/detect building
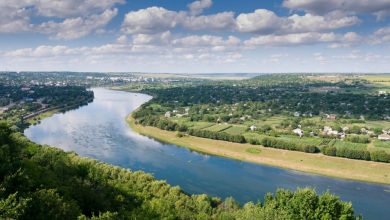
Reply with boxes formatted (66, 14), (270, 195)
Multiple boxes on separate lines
(323, 126), (338, 136)
(164, 111), (171, 118)
(378, 134), (390, 141)
(326, 114), (337, 120)
(294, 112), (300, 117)
(293, 128), (303, 137)
(250, 125), (257, 131)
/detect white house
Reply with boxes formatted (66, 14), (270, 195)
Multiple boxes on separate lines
(250, 125), (257, 131)
(293, 128), (303, 137)
(323, 126), (338, 136)
(378, 134), (390, 141)
(294, 112), (300, 117)
(164, 111), (171, 118)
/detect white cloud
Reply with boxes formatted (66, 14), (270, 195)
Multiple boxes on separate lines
(288, 12), (359, 33)
(38, 9), (118, 40)
(188, 0), (212, 15)
(373, 26), (390, 43)
(173, 35), (240, 50)
(182, 12), (236, 30)
(244, 32), (360, 47)
(236, 9), (358, 34)
(121, 7), (235, 34)
(0, 0), (121, 38)
(121, 7), (185, 34)
(283, 0), (390, 18)
(132, 31), (172, 45)
(236, 9), (287, 33)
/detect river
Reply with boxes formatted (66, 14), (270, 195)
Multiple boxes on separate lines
(25, 88), (390, 219)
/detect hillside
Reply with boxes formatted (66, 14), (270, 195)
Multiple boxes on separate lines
(0, 122), (358, 219)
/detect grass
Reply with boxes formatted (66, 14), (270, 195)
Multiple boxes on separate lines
(373, 140), (390, 153)
(330, 140), (368, 150)
(203, 124), (232, 132)
(362, 75), (390, 86)
(224, 125), (248, 135)
(128, 115), (390, 185)
(277, 135), (323, 146)
(246, 148), (262, 154)
(26, 109), (59, 125)
(190, 122), (215, 130)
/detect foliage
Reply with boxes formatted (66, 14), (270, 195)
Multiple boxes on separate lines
(0, 122), (359, 219)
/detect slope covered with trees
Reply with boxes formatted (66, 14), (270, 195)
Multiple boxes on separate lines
(0, 122), (358, 219)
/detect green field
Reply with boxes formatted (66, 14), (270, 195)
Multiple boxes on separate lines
(330, 140), (368, 150)
(203, 124), (232, 132)
(224, 125), (248, 135)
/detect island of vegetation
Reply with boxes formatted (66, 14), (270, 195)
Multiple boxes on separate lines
(126, 74), (390, 184)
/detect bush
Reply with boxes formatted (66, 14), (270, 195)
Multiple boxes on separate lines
(261, 137), (319, 153)
(370, 150), (390, 163)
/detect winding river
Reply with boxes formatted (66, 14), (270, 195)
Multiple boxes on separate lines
(25, 88), (390, 219)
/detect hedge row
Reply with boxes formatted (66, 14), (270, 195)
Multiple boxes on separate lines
(322, 146), (390, 163)
(249, 137), (319, 153)
(188, 129), (246, 143)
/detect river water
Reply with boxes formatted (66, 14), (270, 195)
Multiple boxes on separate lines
(25, 88), (390, 219)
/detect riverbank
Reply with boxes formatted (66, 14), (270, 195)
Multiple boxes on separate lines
(127, 115), (390, 185)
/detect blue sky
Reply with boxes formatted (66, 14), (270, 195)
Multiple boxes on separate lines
(1, 0), (390, 73)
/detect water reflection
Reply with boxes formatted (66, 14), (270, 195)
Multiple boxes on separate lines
(25, 88), (390, 220)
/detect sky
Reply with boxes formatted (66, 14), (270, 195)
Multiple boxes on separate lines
(1, 0), (390, 73)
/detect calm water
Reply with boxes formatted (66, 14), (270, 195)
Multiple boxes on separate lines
(25, 88), (390, 219)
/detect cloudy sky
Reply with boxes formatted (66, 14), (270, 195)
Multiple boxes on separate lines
(1, 0), (390, 73)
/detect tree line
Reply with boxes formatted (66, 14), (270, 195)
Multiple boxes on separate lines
(321, 146), (390, 163)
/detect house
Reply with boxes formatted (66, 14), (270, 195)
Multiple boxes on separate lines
(323, 126), (338, 136)
(250, 125), (257, 131)
(164, 111), (171, 118)
(293, 128), (303, 137)
(360, 128), (368, 134)
(294, 112), (300, 117)
(326, 114), (337, 120)
(378, 134), (390, 141)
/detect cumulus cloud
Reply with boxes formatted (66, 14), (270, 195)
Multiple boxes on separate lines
(38, 9), (118, 40)
(121, 7), (185, 34)
(244, 32), (360, 47)
(0, 0), (121, 38)
(188, 0), (212, 15)
(283, 0), (390, 19)
(236, 9), (288, 33)
(182, 12), (236, 30)
(236, 9), (358, 34)
(173, 35), (240, 52)
(121, 7), (235, 34)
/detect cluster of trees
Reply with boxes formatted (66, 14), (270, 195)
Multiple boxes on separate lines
(0, 122), (359, 219)
(0, 84), (94, 130)
(250, 137), (319, 153)
(321, 146), (390, 163)
(188, 129), (246, 143)
(143, 77), (388, 120)
(136, 116), (188, 132)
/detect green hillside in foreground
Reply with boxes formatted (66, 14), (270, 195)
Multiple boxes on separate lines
(0, 122), (358, 219)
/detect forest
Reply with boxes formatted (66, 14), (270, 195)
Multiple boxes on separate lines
(0, 122), (359, 219)
(0, 84), (94, 130)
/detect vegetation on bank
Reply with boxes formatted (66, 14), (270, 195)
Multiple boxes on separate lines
(0, 84), (94, 130)
(0, 122), (359, 219)
(128, 115), (390, 185)
(131, 74), (390, 163)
